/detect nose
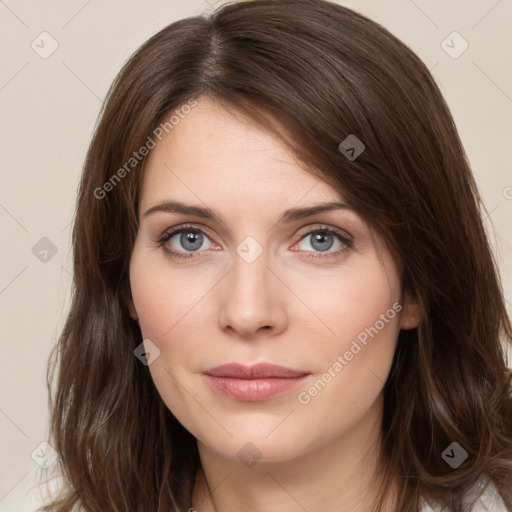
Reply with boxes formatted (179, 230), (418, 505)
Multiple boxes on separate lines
(217, 247), (288, 340)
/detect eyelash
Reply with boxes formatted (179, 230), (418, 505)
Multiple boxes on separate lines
(156, 223), (353, 261)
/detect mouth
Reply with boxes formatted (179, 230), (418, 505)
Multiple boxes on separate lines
(203, 363), (311, 401)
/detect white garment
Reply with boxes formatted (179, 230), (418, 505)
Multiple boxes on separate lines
(420, 480), (508, 512)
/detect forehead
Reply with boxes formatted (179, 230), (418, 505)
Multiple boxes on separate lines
(139, 98), (344, 212)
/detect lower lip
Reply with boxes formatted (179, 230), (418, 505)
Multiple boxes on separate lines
(204, 375), (309, 401)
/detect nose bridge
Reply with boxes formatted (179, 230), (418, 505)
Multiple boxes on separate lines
(231, 239), (271, 310)
(218, 236), (283, 336)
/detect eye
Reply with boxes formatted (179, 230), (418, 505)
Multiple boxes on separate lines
(156, 224), (353, 261)
(293, 226), (352, 258)
(157, 225), (215, 259)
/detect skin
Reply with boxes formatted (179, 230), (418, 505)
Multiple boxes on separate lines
(128, 97), (421, 511)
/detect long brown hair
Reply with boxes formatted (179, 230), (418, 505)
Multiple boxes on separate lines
(44, 0), (512, 510)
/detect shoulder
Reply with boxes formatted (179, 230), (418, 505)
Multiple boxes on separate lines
(420, 479), (507, 512)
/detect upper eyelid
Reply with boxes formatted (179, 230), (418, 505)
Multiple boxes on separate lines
(159, 223), (216, 242)
(145, 203), (360, 242)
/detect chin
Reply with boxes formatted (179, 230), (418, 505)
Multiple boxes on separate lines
(189, 409), (324, 465)
(200, 432), (311, 465)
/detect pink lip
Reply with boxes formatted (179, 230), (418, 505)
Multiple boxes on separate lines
(203, 363), (310, 401)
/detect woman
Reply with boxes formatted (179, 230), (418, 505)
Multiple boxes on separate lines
(43, 0), (512, 510)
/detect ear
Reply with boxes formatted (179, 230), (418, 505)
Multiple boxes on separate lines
(120, 285), (139, 322)
(400, 289), (422, 330)
(127, 300), (139, 322)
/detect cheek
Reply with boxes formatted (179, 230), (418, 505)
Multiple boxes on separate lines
(129, 245), (204, 341)
(297, 261), (402, 421)
(129, 247), (204, 426)
(293, 258), (402, 421)
(128, 244), (215, 404)
(301, 257), (402, 360)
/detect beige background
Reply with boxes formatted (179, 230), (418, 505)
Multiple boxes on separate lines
(1, 0), (511, 508)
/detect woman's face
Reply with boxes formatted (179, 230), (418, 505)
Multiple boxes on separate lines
(129, 97), (419, 464)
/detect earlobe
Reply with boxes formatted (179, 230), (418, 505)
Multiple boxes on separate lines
(120, 284), (139, 322)
(128, 300), (139, 322)
(400, 289), (423, 330)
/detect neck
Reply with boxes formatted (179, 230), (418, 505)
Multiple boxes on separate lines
(191, 395), (397, 511)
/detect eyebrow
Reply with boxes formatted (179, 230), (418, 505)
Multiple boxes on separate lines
(143, 200), (351, 224)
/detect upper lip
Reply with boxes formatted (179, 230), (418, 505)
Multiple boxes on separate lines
(204, 363), (309, 379)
